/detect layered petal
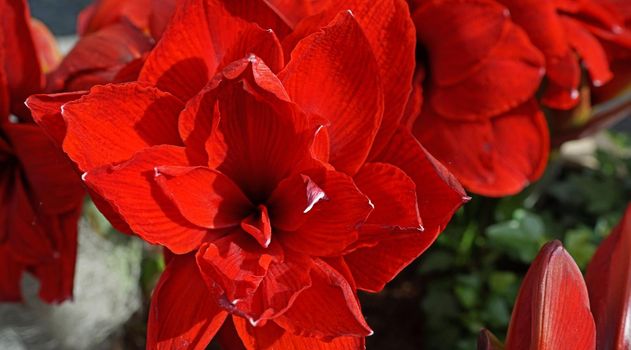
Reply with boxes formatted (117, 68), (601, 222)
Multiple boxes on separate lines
(505, 241), (596, 350)
(280, 11), (383, 175)
(414, 101), (549, 197)
(61, 82), (183, 172)
(83, 145), (209, 254)
(139, 0), (284, 101)
(275, 259), (372, 339)
(77, 0), (151, 35)
(26, 91), (88, 146)
(147, 254), (228, 350)
(278, 170), (372, 257)
(585, 204), (631, 350)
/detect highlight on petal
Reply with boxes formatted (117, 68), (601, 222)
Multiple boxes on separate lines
(61, 82), (183, 172)
(267, 172), (328, 232)
(84, 145), (209, 254)
(147, 254), (228, 350)
(26, 91), (88, 146)
(585, 204), (631, 350)
(280, 10), (384, 176)
(505, 241), (596, 350)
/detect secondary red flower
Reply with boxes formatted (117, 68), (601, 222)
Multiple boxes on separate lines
(29, 0), (467, 347)
(585, 204), (631, 350)
(409, 0), (549, 197)
(0, 0), (84, 303)
(478, 241), (596, 350)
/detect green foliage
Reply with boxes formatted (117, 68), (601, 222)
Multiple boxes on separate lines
(419, 131), (631, 349)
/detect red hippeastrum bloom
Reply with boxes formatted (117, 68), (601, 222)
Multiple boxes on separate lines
(408, 0), (550, 197)
(479, 241), (596, 350)
(29, 0), (467, 347)
(0, 0), (84, 303)
(585, 204), (631, 350)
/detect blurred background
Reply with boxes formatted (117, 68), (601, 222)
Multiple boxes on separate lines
(0, 1), (629, 350)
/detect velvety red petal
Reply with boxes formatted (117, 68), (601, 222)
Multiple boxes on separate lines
(139, 0), (283, 101)
(585, 204), (631, 350)
(562, 17), (613, 86)
(196, 233), (281, 322)
(61, 82), (183, 172)
(205, 58), (314, 202)
(267, 172), (327, 232)
(25, 91), (88, 146)
(0, 0), (43, 112)
(47, 22), (153, 92)
(275, 259), (371, 339)
(262, 0), (333, 28)
(221, 0), (292, 39)
(279, 11), (383, 176)
(29, 18), (60, 74)
(278, 170), (372, 257)
(4, 123), (83, 214)
(155, 165), (251, 229)
(147, 254), (228, 350)
(374, 127), (468, 235)
(414, 101), (549, 197)
(84, 145), (209, 254)
(233, 317), (364, 350)
(505, 241), (596, 350)
(149, 0), (176, 40)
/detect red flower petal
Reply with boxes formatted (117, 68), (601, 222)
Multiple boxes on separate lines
(267, 173), (327, 232)
(147, 254), (228, 350)
(562, 17), (613, 86)
(84, 145), (209, 254)
(61, 82), (183, 172)
(196, 233), (282, 320)
(26, 91), (88, 146)
(221, 0), (292, 39)
(275, 259), (371, 339)
(139, 0), (283, 102)
(240, 205), (273, 249)
(263, 0), (333, 28)
(505, 241), (596, 350)
(0, 0), (43, 112)
(374, 127), (467, 234)
(0, 245), (24, 302)
(149, 0), (176, 40)
(155, 165), (251, 229)
(280, 11), (383, 176)
(29, 19), (60, 74)
(278, 170), (372, 257)
(233, 316), (364, 349)
(585, 204), (631, 350)
(4, 123), (83, 214)
(47, 22), (153, 92)
(414, 101), (549, 197)
(477, 329), (504, 350)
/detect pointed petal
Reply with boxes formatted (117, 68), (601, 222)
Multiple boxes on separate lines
(234, 317), (364, 349)
(275, 259), (371, 339)
(147, 254), (228, 350)
(280, 11), (383, 175)
(562, 17), (613, 86)
(139, 0), (283, 101)
(374, 127), (467, 235)
(585, 204), (631, 350)
(26, 91), (88, 146)
(61, 82), (183, 172)
(241, 205), (273, 248)
(154, 165), (251, 229)
(278, 170), (372, 257)
(84, 145), (209, 254)
(505, 241), (596, 350)
(47, 22), (153, 92)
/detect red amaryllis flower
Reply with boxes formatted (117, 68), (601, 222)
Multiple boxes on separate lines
(0, 0), (84, 303)
(408, 0), (549, 197)
(478, 241), (597, 350)
(585, 204), (631, 349)
(29, 0), (467, 347)
(497, 0), (631, 110)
